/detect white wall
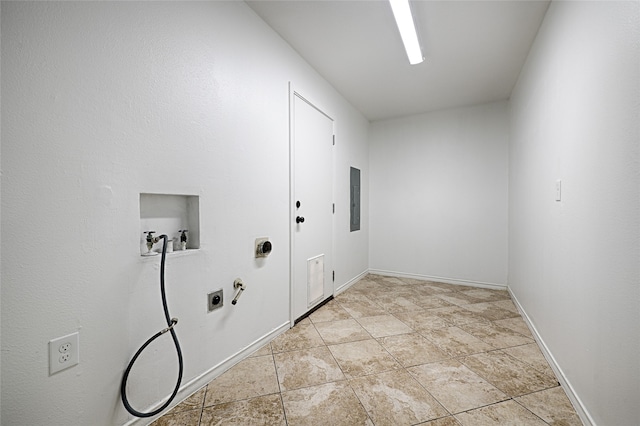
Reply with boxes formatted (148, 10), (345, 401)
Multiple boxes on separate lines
(0, 2), (369, 425)
(509, 1), (639, 424)
(369, 102), (509, 287)
(335, 105), (370, 290)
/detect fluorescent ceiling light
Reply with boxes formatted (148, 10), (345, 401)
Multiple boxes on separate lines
(389, 0), (423, 65)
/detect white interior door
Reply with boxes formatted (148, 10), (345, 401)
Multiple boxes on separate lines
(291, 89), (334, 322)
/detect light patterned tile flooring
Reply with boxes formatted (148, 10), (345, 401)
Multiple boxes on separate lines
(152, 274), (582, 426)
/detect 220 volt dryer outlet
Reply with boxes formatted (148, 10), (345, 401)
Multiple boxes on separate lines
(49, 332), (79, 375)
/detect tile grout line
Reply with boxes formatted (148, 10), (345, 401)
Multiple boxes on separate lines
(510, 397), (554, 425)
(196, 385), (208, 426)
(268, 347), (291, 426)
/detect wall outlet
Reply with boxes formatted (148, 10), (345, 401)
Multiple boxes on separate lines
(207, 289), (223, 312)
(49, 332), (79, 375)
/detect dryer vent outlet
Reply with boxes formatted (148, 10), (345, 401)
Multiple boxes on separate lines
(255, 237), (272, 258)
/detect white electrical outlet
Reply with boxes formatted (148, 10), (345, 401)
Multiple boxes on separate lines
(49, 332), (79, 375)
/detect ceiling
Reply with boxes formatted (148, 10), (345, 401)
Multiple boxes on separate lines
(246, 0), (550, 121)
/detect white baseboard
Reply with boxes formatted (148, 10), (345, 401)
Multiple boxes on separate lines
(335, 269), (368, 295)
(508, 289), (594, 426)
(124, 320), (291, 426)
(368, 269), (507, 290)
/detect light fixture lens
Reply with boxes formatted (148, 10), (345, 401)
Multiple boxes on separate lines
(389, 0), (423, 64)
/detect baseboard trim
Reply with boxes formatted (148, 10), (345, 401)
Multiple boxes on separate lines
(123, 320), (291, 426)
(335, 269), (368, 295)
(368, 269), (507, 290)
(508, 289), (595, 426)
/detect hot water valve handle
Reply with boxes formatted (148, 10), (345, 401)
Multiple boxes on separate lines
(231, 278), (245, 305)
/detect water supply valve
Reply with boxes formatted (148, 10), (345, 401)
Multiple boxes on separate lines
(178, 230), (188, 250)
(231, 278), (245, 305)
(143, 231), (160, 256)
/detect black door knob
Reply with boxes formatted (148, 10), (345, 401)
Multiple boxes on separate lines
(296, 216), (305, 224)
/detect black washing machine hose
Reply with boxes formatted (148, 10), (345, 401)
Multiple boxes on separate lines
(121, 235), (183, 418)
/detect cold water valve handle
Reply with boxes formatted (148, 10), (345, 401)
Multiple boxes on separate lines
(178, 230), (188, 250)
(231, 278), (245, 305)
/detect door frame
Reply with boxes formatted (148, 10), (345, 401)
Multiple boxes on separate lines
(288, 83), (336, 326)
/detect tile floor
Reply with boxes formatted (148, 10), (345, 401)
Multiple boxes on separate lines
(152, 274), (582, 426)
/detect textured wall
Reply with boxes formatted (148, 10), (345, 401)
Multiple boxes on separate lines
(0, 2), (369, 425)
(369, 102), (509, 287)
(509, 1), (640, 424)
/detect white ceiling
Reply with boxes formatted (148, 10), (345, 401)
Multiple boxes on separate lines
(246, 0), (550, 121)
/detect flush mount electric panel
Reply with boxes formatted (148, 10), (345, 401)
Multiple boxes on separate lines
(139, 193), (200, 255)
(350, 167), (361, 232)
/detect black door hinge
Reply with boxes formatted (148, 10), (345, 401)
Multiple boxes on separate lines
(332, 271), (335, 282)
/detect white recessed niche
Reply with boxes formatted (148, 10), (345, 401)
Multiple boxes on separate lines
(139, 193), (200, 255)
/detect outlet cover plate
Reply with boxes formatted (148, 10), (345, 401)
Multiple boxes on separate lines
(49, 332), (79, 375)
(208, 289), (224, 312)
